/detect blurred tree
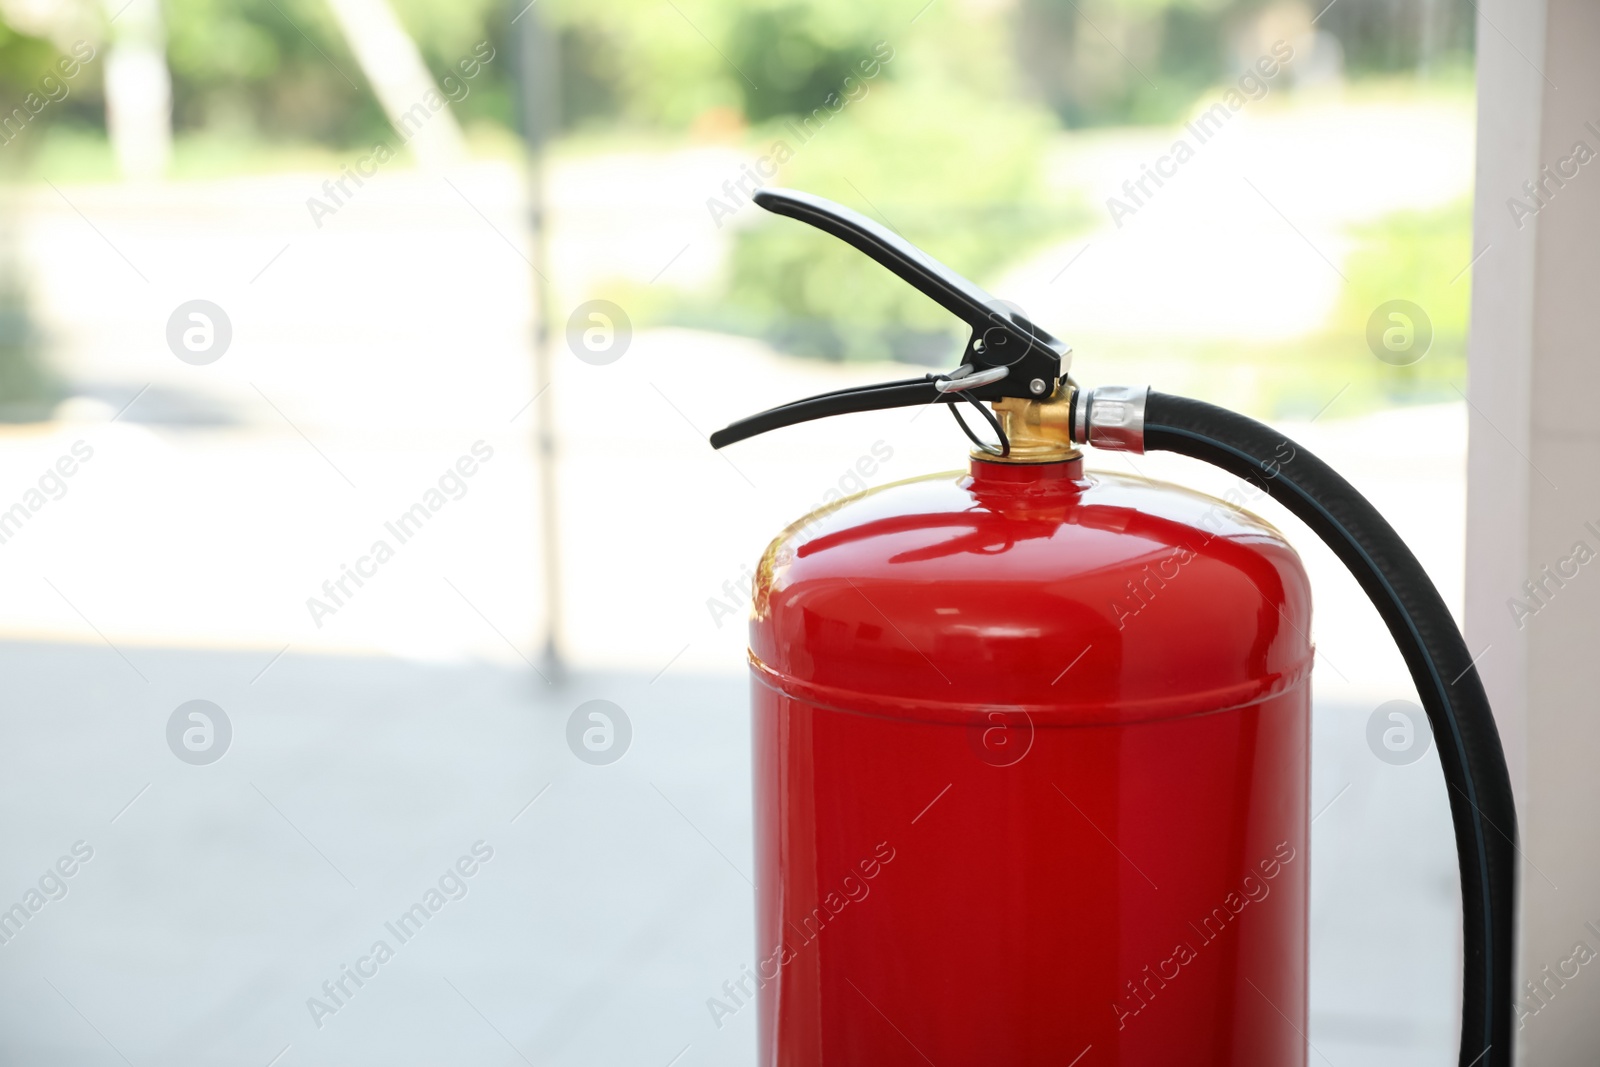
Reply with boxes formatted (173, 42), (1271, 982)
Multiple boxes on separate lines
(163, 0), (387, 142)
(539, 0), (897, 130)
(724, 4), (892, 123)
(1013, 0), (1475, 128)
(0, 0), (1478, 148)
(155, 0), (682, 145)
(1320, 0), (1473, 73)
(704, 6), (1087, 363)
(0, 22), (66, 418)
(0, 17), (60, 104)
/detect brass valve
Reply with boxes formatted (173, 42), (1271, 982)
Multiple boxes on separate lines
(977, 383), (1081, 464)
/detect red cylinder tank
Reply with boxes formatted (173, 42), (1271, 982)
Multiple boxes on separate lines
(748, 456), (1313, 1066)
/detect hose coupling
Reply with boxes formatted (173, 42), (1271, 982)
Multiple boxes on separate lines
(1072, 385), (1150, 455)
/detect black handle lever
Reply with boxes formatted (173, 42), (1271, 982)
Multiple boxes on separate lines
(709, 188), (1071, 449)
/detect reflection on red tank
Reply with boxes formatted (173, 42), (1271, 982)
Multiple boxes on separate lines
(748, 457), (1312, 1066)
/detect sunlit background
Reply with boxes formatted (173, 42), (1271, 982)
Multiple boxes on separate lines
(0, 0), (1476, 1063)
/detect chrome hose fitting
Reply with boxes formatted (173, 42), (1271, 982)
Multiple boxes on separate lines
(1072, 385), (1150, 454)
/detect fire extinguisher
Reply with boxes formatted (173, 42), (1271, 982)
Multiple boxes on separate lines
(709, 189), (1516, 1067)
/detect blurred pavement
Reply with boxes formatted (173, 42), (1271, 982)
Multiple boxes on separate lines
(0, 641), (1456, 1066)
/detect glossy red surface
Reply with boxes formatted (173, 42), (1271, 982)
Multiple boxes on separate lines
(748, 458), (1313, 1066)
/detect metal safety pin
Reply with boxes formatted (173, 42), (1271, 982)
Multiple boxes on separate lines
(934, 366), (1009, 394)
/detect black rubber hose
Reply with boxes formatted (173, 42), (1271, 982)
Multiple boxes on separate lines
(1140, 392), (1515, 1067)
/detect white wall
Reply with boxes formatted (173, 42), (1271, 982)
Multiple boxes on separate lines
(1467, 2), (1600, 1062)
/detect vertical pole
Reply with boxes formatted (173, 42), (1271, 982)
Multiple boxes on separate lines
(515, 4), (564, 683)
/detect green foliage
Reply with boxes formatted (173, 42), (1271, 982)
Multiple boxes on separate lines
(1, 0), (1483, 148)
(0, 22), (62, 101)
(1329, 196), (1472, 393)
(0, 22), (102, 152)
(724, 4), (893, 123)
(539, 0), (736, 129)
(0, 26), (69, 417)
(161, 0), (513, 142)
(163, 0), (387, 142)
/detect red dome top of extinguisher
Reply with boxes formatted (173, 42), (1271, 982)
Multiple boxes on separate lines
(750, 457), (1313, 726)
